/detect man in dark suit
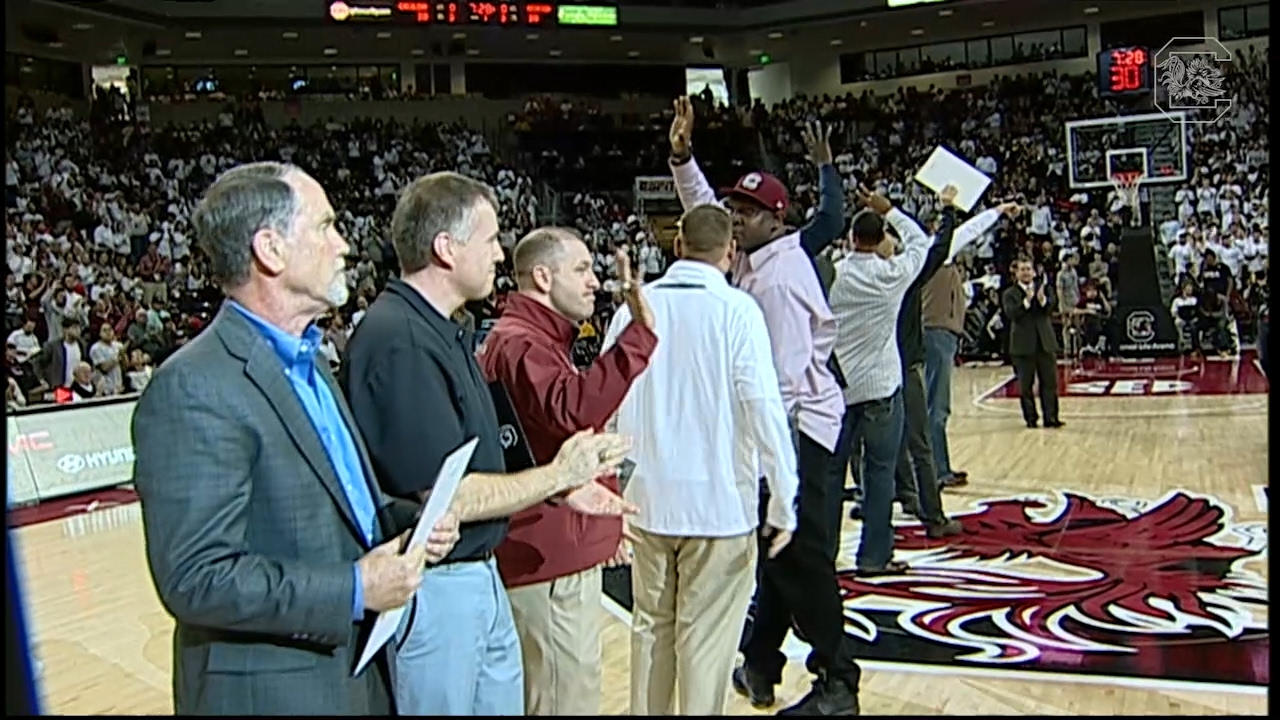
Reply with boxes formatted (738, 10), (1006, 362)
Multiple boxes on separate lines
(131, 162), (462, 715)
(1001, 257), (1063, 429)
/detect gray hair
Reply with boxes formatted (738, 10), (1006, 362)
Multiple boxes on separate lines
(391, 172), (499, 274)
(191, 161), (301, 291)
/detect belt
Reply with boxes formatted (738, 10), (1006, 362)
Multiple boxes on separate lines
(438, 550), (494, 566)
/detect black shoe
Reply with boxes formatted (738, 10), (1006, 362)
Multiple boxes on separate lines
(777, 671), (860, 716)
(847, 502), (864, 521)
(896, 497), (922, 518)
(1045, 420), (1065, 429)
(842, 486), (863, 504)
(1025, 419), (1039, 429)
(732, 665), (776, 709)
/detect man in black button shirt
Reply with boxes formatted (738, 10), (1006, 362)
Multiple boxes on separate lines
(341, 172), (631, 716)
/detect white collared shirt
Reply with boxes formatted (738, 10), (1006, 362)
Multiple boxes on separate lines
(830, 209), (931, 406)
(603, 260), (799, 537)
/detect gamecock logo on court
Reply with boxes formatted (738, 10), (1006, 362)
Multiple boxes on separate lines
(836, 491), (1267, 684)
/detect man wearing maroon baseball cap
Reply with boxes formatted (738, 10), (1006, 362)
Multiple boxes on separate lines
(665, 96), (860, 716)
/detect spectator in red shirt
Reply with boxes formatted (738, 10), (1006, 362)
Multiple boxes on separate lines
(136, 245), (171, 305)
(476, 227), (657, 716)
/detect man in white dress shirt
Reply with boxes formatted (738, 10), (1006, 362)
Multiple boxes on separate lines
(603, 203), (798, 716)
(829, 185), (937, 576)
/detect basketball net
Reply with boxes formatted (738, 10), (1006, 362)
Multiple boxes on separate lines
(1110, 171), (1145, 228)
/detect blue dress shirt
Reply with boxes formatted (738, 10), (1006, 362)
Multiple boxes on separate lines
(228, 301), (378, 621)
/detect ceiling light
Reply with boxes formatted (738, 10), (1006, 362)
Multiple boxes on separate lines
(689, 36), (704, 43)
(609, 34), (622, 41)
(184, 31), (202, 39)
(830, 39), (843, 46)
(234, 49), (248, 56)
(911, 28), (925, 36)
(627, 50), (640, 58)
(748, 48), (763, 54)
(71, 23), (93, 31)
(981, 20), (995, 27)
(323, 47), (338, 55)
(410, 48), (425, 56)
(282, 31), (299, 39)
(452, 32), (467, 39)
(526, 32), (539, 40)
(1084, 6), (1099, 13)
(376, 31), (392, 39)
(767, 31), (784, 39)
(859, 21), (868, 27)
(466, 48), (479, 56)
(155, 48), (172, 56)
(48, 41), (64, 48)
(939, 9), (953, 17)
(548, 49), (562, 57)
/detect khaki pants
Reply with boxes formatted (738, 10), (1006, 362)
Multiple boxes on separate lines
(506, 566), (603, 716)
(629, 528), (757, 716)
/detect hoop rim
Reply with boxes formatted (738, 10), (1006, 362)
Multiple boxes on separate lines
(1109, 170), (1147, 189)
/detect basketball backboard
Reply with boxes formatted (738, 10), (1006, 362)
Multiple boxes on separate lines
(1064, 111), (1189, 189)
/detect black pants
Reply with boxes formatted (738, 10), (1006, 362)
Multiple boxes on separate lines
(1012, 352), (1059, 425)
(744, 432), (860, 686)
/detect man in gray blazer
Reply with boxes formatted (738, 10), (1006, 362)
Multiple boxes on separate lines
(132, 162), (462, 715)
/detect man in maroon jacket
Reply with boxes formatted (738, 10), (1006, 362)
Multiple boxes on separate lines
(476, 226), (658, 716)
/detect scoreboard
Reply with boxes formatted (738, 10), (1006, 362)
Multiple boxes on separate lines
(1098, 47), (1155, 97)
(325, 1), (619, 26)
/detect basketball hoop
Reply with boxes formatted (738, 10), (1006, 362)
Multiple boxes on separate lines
(1110, 171), (1145, 227)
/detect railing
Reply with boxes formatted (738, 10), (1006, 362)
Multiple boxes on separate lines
(7, 395), (139, 508)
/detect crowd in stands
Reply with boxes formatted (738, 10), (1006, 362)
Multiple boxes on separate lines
(761, 43), (1268, 359)
(6, 42), (1268, 409)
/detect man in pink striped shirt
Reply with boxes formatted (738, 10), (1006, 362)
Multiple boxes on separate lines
(666, 96), (859, 716)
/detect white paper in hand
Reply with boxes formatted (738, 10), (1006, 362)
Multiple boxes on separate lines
(353, 436), (479, 676)
(913, 146), (992, 213)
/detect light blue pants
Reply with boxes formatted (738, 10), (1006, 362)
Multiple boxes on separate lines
(393, 557), (524, 716)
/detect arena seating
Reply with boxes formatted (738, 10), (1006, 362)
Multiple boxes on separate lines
(6, 43), (1269, 408)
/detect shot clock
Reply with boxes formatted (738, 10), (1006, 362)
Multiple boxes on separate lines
(1097, 47), (1154, 97)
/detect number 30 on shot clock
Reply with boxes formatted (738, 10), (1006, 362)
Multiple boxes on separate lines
(1098, 46), (1153, 96)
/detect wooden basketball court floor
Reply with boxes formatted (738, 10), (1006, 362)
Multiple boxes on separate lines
(9, 358), (1268, 715)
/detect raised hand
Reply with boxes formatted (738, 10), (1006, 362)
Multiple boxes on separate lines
(854, 183), (894, 215)
(938, 183), (960, 207)
(669, 96), (695, 157)
(552, 429), (632, 493)
(801, 121), (833, 167)
(997, 201), (1023, 217)
(615, 245), (635, 288)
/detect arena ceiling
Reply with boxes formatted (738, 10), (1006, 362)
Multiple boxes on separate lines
(9, 0), (1218, 66)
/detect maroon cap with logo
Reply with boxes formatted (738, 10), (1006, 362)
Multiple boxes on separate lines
(723, 171), (789, 213)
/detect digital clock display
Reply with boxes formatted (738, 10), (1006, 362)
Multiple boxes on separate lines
(1098, 46), (1154, 96)
(325, 2), (613, 26)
